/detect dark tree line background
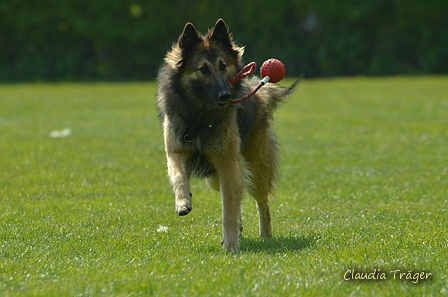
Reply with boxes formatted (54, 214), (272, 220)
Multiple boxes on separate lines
(1, 0), (447, 81)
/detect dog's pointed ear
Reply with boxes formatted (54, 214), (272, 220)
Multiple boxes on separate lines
(178, 22), (202, 57)
(210, 19), (233, 51)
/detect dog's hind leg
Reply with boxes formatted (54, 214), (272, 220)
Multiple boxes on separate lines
(248, 164), (273, 238)
(246, 142), (275, 239)
(250, 190), (272, 239)
(206, 175), (220, 192)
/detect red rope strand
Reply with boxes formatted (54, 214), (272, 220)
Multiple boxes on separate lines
(228, 62), (257, 85)
(227, 62), (265, 104)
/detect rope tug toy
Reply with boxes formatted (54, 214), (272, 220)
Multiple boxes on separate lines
(228, 58), (286, 104)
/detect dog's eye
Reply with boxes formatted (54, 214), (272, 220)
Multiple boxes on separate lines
(220, 63), (227, 72)
(198, 66), (209, 75)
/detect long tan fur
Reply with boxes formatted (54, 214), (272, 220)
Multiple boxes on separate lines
(157, 19), (298, 251)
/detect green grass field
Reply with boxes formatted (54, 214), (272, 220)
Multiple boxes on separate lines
(1, 77), (447, 296)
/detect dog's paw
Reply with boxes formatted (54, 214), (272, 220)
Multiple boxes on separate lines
(176, 204), (192, 216)
(260, 231), (273, 239)
(221, 238), (239, 252)
(176, 193), (192, 216)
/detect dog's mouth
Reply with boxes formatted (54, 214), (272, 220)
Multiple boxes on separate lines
(216, 101), (228, 107)
(215, 90), (231, 107)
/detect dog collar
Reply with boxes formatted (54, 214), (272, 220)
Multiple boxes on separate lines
(183, 114), (202, 143)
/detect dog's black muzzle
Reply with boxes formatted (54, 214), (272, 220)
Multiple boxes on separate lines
(216, 90), (231, 107)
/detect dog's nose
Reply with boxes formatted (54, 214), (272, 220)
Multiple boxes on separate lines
(218, 91), (231, 102)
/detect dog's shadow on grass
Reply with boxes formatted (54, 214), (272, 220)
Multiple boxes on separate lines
(239, 234), (318, 254)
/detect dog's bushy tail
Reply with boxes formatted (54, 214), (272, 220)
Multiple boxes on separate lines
(257, 74), (302, 114)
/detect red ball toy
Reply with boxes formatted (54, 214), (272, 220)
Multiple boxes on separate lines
(260, 58), (286, 83)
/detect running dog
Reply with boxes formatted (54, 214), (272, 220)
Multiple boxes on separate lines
(156, 19), (298, 251)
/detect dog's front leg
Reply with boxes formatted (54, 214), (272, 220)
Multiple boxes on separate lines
(166, 151), (193, 216)
(212, 152), (244, 252)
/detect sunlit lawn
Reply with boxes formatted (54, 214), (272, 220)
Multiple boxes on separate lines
(0, 77), (447, 296)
